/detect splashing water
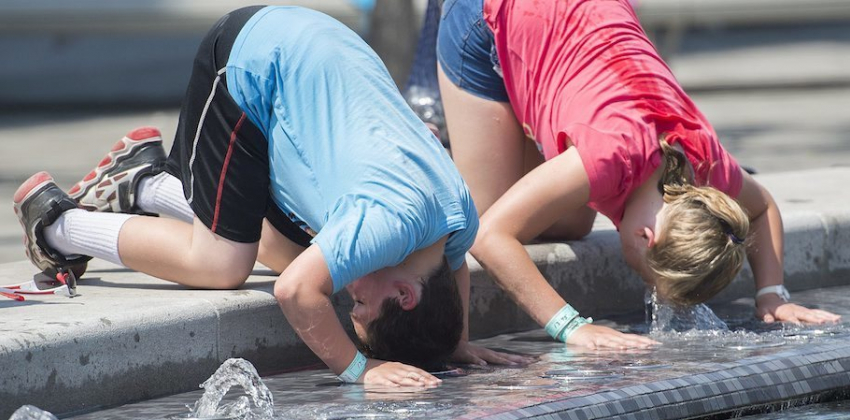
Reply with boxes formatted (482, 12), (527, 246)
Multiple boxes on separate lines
(641, 289), (793, 350)
(8, 405), (58, 420)
(646, 288), (729, 333)
(190, 358), (274, 420)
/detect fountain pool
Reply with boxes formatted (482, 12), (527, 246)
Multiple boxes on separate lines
(34, 284), (850, 420)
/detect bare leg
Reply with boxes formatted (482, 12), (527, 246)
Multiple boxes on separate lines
(118, 216), (258, 289)
(440, 64), (595, 241)
(438, 64), (525, 216)
(257, 219), (307, 274)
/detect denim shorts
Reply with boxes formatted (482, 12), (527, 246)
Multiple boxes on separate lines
(437, 0), (509, 102)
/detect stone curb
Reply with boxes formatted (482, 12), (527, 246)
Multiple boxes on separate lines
(0, 168), (848, 418)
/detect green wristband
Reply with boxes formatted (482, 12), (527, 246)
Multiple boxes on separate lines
(557, 315), (593, 342)
(337, 351), (367, 383)
(545, 304), (592, 342)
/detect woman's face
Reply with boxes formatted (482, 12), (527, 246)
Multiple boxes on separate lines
(618, 201), (672, 288)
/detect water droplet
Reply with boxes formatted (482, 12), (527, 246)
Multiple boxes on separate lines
(491, 378), (561, 390)
(429, 367), (468, 378)
(717, 337), (785, 350)
(607, 359), (672, 370)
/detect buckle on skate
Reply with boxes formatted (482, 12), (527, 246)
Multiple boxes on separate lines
(0, 268), (79, 301)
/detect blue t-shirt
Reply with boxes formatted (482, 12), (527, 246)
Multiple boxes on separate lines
(226, 6), (478, 293)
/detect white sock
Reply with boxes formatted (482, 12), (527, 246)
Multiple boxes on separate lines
(137, 172), (194, 223)
(44, 209), (133, 267)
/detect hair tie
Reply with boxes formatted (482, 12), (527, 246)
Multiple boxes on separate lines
(718, 218), (744, 244)
(728, 232), (744, 244)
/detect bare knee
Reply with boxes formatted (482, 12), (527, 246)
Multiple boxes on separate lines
(183, 242), (256, 289)
(540, 223), (592, 241)
(182, 220), (259, 289)
(539, 209), (597, 242)
(192, 260), (253, 290)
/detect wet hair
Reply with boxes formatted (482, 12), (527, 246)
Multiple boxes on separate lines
(646, 136), (750, 306)
(360, 257), (463, 370)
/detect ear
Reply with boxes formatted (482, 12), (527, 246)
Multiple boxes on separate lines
(640, 227), (657, 248)
(394, 281), (420, 311)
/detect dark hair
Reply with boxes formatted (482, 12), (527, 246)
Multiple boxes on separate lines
(360, 257), (463, 370)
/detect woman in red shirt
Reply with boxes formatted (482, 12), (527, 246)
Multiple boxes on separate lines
(437, 0), (840, 348)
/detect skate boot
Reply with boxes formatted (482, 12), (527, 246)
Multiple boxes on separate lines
(13, 172), (91, 294)
(69, 126), (167, 214)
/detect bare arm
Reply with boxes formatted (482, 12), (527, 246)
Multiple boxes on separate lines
(736, 171), (840, 324)
(455, 261), (472, 343)
(471, 148), (656, 348)
(736, 171), (784, 291)
(450, 261), (533, 364)
(274, 244), (441, 386)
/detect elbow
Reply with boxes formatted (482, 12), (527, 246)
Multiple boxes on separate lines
(273, 275), (329, 310)
(470, 223), (506, 261)
(273, 278), (302, 308)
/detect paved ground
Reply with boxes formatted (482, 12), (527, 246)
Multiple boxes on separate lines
(3, 85), (849, 265)
(2, 18), (850, 266)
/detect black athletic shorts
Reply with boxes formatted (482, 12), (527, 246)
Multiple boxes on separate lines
(164, 6), (313, 247)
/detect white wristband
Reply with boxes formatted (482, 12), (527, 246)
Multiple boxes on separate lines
(756, 285), (790, 302)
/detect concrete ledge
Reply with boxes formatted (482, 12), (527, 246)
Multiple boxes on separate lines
(1, 168), (849, 418)
(636, 0), (850, 30)
(636, 1), (850, 84)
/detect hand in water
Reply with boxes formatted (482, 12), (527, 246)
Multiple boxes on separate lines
(567, 324), (660, 349)
(757, 295), (842, 324)
(450, 341), (535, 366)
(361, 359), (441, 388)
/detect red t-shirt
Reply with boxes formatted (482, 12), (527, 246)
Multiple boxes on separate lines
(484, 0), (742, 226)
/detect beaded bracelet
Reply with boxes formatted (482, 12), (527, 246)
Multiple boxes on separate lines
(337, 351), (367, 383)
(544, 304), (593, 342)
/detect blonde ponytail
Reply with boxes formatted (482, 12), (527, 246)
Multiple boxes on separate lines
(647, 137), (750, 306)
